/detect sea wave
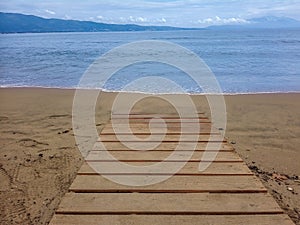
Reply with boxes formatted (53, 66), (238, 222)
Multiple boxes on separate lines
(1, 84), (299, 96)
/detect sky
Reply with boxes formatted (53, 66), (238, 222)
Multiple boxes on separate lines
(1, 0), (300, 27)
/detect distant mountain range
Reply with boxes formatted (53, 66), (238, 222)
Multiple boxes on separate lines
(0, 12), (194, 33)
(0, 12), (300, 34)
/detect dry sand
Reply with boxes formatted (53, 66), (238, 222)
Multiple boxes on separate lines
(0, 88), (299, 224)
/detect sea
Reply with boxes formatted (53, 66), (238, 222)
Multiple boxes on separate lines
(1, 29), (300, 94)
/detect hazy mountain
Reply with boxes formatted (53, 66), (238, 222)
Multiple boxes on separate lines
(248, 16), (300, 28)
(208, 16), (300, 29)
(0, 12), (194, 33)
(1, 12), (299, 33)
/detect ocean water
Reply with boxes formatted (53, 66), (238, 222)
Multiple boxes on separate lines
(0, 29), (300, 94)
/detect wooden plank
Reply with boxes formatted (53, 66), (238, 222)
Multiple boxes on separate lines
(112, 113), (205, 116)
(105, 123), (214, 127)
(96, 142), (234, 151)
(112, 115), (208, 119)
(98, 134), (225, 142)
(101, 126), (219, 134)
(85, 151), (243, 162)
(119, 118), (208, 121)
(69, 175), (266, 193)
(50, 214), (295, 225)
(110, 118), (210, 123)
(55, 192), (283, 214)
(78, 162), (252, 175)
(106, 123), (217, 128)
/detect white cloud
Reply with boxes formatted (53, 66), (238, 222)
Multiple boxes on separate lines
(92, 15), (167, 25)
(157, 17), (167, 23)
(64, 14), (72, 20)
(197, 16), (249, 25)
(44, 9), (55, 15)
(129, 16), (148, 23)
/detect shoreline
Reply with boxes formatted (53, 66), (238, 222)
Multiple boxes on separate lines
(0, 87), (299, 224)
(1, 86), (300, 96)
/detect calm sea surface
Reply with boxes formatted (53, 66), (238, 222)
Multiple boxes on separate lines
(1, 29), (300, 93)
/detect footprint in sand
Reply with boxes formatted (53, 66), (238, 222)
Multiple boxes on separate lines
(0, 116), (9, 122)
(1, 191), (31, 224)
(0, 168), (12, 191)
(48, 114), (71, 119)
(18, 138), (49, 147)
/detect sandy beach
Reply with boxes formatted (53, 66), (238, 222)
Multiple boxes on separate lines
(0, 88), (299, 224)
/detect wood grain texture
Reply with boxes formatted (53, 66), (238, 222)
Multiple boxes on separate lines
(101, 125), (219, 134)
(109, 118), (210, 123)
(69, 175), (266, 193)
(98, 134), (225, 142)
(85, 150), (243, 162)
(56, 192), (282, 214)
(78, 162), (252, 175)
(94, 142), (234, 151)
(50, 214), (295, 225)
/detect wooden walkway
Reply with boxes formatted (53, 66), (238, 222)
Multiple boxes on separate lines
(49, 113), (294, 225)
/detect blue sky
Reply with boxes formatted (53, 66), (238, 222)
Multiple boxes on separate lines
(1, 0), (300, 27)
